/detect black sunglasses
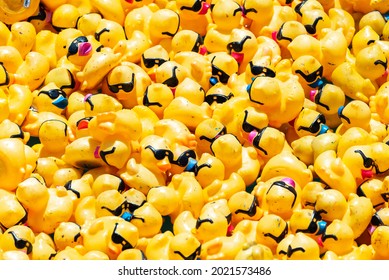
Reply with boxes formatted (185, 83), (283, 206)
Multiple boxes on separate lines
(304, 17), (323, 35)
(227, 35), (251, 53)
(354, 150), (389, 175)
(276, 22), (293, 42)
(8, 231), (33, 254)
(0, 62), (10, 87)
(111, 223), (133, 251)
(192, 34), (204, 53)
(95, 28), (110, 41)
(174, 244), (201, 260)
(67, 36), (88, 57)
(242, 109), (262, 133)
(264, 222), (288, 244)
(162, 66), (179, 88)
(38, 89), (66, 99)
(108, 73), (135, 93)
(145, 145), (173, 161)
(312, 86), (330, 111)
(76, 116), (93, 130)
(180, 0), (204, 12)
(295, 211), (323, 234)
(251, 129), (268, 156)
(64, 180), (80, 199)
(371, 212), (385, 227)
(246, 78), (264, 105)
(295, 66), (323, 83)
(267, 180), (297, 208)
(249, 61), (276, 77)
(142, 54), (167, 68)
(170, 149), (197, 167)
(101, 200), (141, 216)
(297, 114), (326, 134)
(204, 93), (234, 105)
(234, 196), (259, 217)
(143, 86), (163, 107)
(199, 126), (227, 143)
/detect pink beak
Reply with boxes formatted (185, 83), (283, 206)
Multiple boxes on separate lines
(367, 224), (376, 235)
(94, 146), (100, 158)
(199, 2), (210, 15)
(77, 119), (89, 130)
(248, 130), (258, 144)
(231, 52), (244, 64)
(199, 46), (207, 55)
(78, 42), (92, 56)
(310, 89), (317, 102)
(361, 169), (374, 180)
(316, 236), (324, 247)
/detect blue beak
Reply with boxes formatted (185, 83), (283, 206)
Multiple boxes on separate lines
(52, 95), (68, 109)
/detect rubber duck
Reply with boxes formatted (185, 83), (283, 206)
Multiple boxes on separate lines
(247, 74), (305, 128)
(276, 232), (321, 260)
(227, 191), (263, 226)
(255, 214), (288, 254)
(174, 0), (211, 36)
(1, 84), (33, 125)
(170, 30), (208, 56)
(53, 222), (83, 251)
(6, 21), (36, 59)
(337, 100), (387, 141)
(235, 242), (273, 260)
(259, 150), (313, 188)
(341, 142), (389, 183)
(313, 150), (356, 199)
(94, 19), (126, 49)
(254, 176), (302, 220)
(314, 189), (348, 222)
(13, 51), (50, 91)
(370, 80), (389, 124)
(44, 67), (79, 96)
(32, 82), (68, 116)
(318, 219), (355, 257)
(81, 216), (139, 259)
(153, 118), (197, 150)
(357, 178), (388, 210)
(226, 28), (258, 74)
(194, 152), (225, 188)
(193, 199), (232, 243)
(331, 61), (376, 103)
(0, 138), (37, 192)
(173, 51), (212, 92)
(31, 232), (57, 260)
(26, 186), (74, 234)
(90, 0), (125, 26)
(293, 107), (330, 138)
(0, 189), (27, 231)
(0, 225), (35, 257)
(53, 245), (109, 260)
(200, 231), (247, 260)
(114, 30), (151, 64)
(0, 0), (40, 25)
(210, 133), (260, 186)
(76, 48), (122, 91)
(166, 172), (205, 221)
(342, 193), (374, 239)
(164, 96), (212, 132)
(243, 0), (296, 38)
(102, 62), (152, 109)
(207, 52), (239, 87)
(204, 0), (243, 53)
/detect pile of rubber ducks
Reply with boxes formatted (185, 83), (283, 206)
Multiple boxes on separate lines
(1, 0), (389, 260)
